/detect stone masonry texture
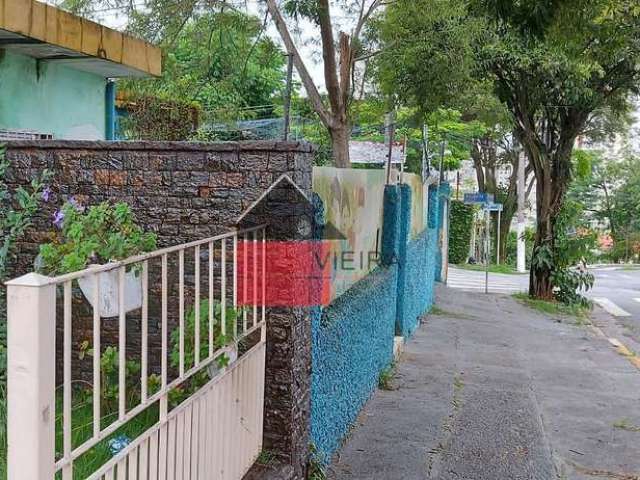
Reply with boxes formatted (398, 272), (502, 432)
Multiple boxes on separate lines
(3, 140), (314, 479)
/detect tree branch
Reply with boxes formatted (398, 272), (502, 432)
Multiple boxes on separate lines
(264, 0), (332, 128)
(318, 0), (342, 117)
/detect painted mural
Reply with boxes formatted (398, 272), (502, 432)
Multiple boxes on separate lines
(313, 167), (388, 300)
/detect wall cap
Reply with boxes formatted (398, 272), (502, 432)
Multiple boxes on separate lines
(4, 140), (317, 153)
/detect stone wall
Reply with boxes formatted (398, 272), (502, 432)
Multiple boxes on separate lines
(3, 140), (315, 479)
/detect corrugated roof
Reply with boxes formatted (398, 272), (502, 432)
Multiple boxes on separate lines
(0, 0), (161, 77)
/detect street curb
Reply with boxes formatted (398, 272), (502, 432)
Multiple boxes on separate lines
(590, 325), (640, 372)
(607, 336), (640, 371)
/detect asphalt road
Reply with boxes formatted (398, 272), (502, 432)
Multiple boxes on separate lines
(448, 265), (640, 342)
(588, 266), (640, 342)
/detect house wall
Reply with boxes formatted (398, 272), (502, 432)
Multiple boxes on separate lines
(0, 51), (106, 139)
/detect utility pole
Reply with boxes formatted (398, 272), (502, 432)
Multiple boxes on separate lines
(385, 112), (395, 185)
(485, 208), (490, 293)
(496, 208), (502, 264)
(422, 123), (429, 182)
(283, 53), (295, 140)
(438, 138), (446, 185)
(517, 150), (526, 272)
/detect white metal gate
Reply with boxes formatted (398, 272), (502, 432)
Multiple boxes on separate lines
(6, 225), (267, 480)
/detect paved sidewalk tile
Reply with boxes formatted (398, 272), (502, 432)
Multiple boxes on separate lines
(328, 286), (640, 480)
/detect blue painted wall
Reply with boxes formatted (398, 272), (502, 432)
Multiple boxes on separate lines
(310, 265), (397, 461)
(310, 181), (448, 462)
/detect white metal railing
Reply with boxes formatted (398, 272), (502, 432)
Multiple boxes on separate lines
(6, 225), (267, 480)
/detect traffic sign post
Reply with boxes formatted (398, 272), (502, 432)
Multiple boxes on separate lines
(464, 192), (495, 205)
(463, 194), (503, 294)
(485, 203), (504, 265)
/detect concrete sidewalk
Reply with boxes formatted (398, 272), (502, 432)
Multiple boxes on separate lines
(328, 286), (640, 480)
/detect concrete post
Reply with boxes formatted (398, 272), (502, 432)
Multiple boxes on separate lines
(517, 151), (527, 273)
(395, 184), (412, 336)
(6, 273), (56, 480)
(381, 185), (401, 266)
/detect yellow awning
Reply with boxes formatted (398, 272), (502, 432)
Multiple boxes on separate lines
(0, 0), (161, 77)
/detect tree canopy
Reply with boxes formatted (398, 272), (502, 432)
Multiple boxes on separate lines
(121, 9), (286, 118)
(377, 0), (640, 299)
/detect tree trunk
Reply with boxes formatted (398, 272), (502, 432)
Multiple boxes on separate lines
(330, 123), (351, 168)
(529, 210), (555, 299)
(494, 202), (517, 263)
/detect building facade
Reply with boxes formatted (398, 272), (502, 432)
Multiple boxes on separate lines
(0, 0), (160, 140)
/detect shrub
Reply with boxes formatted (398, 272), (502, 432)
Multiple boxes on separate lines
(119, 94), (200, 141)
(449, 200), (475, 264)
(504, 228), (534, 268)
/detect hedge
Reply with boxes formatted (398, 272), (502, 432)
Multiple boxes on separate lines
(449, 200), (475, 264)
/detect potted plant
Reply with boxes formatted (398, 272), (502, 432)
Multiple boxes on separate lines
(38, 200), (157, 317)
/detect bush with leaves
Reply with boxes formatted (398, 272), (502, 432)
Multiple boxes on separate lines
(168, 299), (241, 404)
(118, 94), (200, 141)
(531, 199), (596, 307)
(0, 144), (52, 281)
(449, 200), (475, 264)
(504, 228), (534, 269)
(38, 201), (157, 275)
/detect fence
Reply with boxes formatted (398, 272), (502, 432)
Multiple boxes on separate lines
(6, 225), (267, 480)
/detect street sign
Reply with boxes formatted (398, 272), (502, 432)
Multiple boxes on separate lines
(485, 202), (504, 212)
(464, 192), (494, 205)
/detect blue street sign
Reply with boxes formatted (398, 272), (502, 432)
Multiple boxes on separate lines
(485, 202), (504, 212)
(463, 192), (494, 205)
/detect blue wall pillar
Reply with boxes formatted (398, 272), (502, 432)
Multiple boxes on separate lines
(381, 185), (401, 266)
(434, 183), (451, 282)
(395, 184), (411, 336)
(105, 80), (116, 140)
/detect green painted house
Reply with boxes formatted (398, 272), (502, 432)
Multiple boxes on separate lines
(0, 0), (161, 140)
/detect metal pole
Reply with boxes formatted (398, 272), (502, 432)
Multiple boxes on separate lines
(422, 123), (429, 181)
(439, 139), (446, 184)
(400, 135), (407, 184)
(517, 150), (526, 272)
(485, 208), (490, 294)
(385, 112), (395, 185)
(496, 209), (501, 264)
(283, 53), (294, 141)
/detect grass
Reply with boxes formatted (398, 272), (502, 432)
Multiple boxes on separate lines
(457, 263), (522, 274)
(429, 306), (449, 316)
(378, 363), (396, 391)
(53, 387), (158, 480)
(0, 383), (5, 480)
(307, 445), (327, 480)
(512, 292), (591, 322)
(0, 384), (158, 480)
(256, 449), (278, 467)
(613, 419), (640, 432)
